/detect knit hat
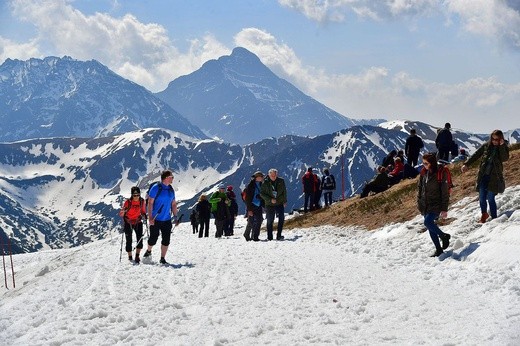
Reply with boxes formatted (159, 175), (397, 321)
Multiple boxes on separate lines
(227, 185), (233, 191)
(252, 171), (264, 178)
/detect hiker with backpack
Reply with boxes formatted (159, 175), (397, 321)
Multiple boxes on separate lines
(195, 194), (211, 238)
(321, 168), (336, 207)
(261, 168), (287, 241)
(461, 129), (509, 223)
(119, 186), (147, 263)
(243, 171), (265, 241)
(417, 153), (451, 257)
(143, 170), (179, 265)
(210, 185), (231, 238)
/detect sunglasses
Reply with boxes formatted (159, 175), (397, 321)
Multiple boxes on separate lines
(132, 193), (140, 196)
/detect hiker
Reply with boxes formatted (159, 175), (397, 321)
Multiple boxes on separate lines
(387, 156), (404, 185)
(243, 171), (264, 241)
(313, 173), (322, 210)
(461, 130), (509, 223)
(382, 149), (397, 170)
(435, 122), (453, 161)
(210, 185), (231, 238)
(321, 168), (336, 207)
(189, 209), (199, 234)
(418, 153), (451, 257)
(119, 186), (147, 263)
(360, 166), (389, 198)
(196, 194), (211, 238)
(225, 185), (238, 236)
(405, 128), (424, 166)
(451, 148), (469, 163)
(144, 170), (179, 264)
(302, 167), (317, 212)
(261, 168), (287, 241)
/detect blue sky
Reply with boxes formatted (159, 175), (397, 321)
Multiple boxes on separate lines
(1, 0), (520, 134)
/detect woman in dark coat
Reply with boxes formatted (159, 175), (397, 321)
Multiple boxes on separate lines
(195, 194), (212, 238)
(417, 153), (451, 257)
(462, 130), (509, 223)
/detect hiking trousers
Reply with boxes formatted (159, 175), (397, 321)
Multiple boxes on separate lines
(266, 205), (284, 240)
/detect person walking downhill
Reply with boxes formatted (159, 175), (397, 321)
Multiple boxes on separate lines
(143, 170), (179, 265)
(461, 130), (509, 223)
(261, 168), (287, 241)
(119, 186), (147, 263)
(243, 171), (264, 241)
(196, 194), (211, 238)
(321, 168), (336, 207)
(417, 153), (451, 257)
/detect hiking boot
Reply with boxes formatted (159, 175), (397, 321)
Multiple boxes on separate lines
(276, 235), (285, 241)
(143, 250), (152, 258)
(128, 255), (133, 261)
(134, 254), (140, 264)
(441, 233), (451, 250)
(430, 248), (444, 257)
(479, 212), (490, 223)
(159, 257), (168, 265)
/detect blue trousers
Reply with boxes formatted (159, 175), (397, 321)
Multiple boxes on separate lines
(424, 213), (445, 250)
(479, 175), (497, 218)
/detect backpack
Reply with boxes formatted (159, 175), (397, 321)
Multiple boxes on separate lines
(145, 181), (174, 209)
(323, 175), (335, 190)
(122, 197), (145, 224)
(437, 163), (454, 195)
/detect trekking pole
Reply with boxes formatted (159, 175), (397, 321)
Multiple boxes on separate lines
(170, 214), (184, 233)
(1, 240), (7, 289)
(7, 237), (14, 288)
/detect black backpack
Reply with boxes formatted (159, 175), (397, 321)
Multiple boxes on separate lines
(323, 175), (335, 190)
(145, 181), (174, 209)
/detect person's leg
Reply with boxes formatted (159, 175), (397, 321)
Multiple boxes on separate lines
(276, 205), (285, 240)
(124, 222), (133, 259)
(487, 190), (498, 219)
(135, 223), (143, 256)
(243, 215), (252, 241)
(424, 213), (442, 251)
(145, 223), (160, 256)
(159, 221), (172, 263)
(265, 206), (275, 240)
(252, 206), (263, 241)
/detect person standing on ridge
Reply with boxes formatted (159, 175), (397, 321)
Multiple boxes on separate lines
(243, 171), (264, 241)
(405, 128), (424, 167)
(461, 129), (509, 223)
(321, 168), (336, 207)
(435, 122), (453, 161)
(143, 170), (178, 265)
(261, 168), (287, 241)
(119, 186), (147, 263)
(196, 194), (211, 238)
(417, 153), (451, 257)
(301, 167), (316, 213)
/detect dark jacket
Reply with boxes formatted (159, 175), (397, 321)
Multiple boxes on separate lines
(195, 200), (211, 220)
(405, 135), (424, 159)
(301, 171), (316, 193)
(261, 177), (287, 207)
(245, 179), (264, 212)
(417, 168), (450, 215)
(369, 172), (389, 189)
(435, 128), (453, 150)
(465, 142), (509, 194)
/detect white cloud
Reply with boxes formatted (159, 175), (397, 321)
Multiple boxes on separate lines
(6, 0), (229, 91)
(0, 36), (41, 62)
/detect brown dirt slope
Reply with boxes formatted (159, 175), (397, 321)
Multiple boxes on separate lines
(284, 144), (520, 231)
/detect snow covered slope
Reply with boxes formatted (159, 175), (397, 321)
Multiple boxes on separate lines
(1, 185), (519, 344)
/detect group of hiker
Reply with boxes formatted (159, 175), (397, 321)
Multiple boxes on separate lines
(118, 123), (510, 261)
